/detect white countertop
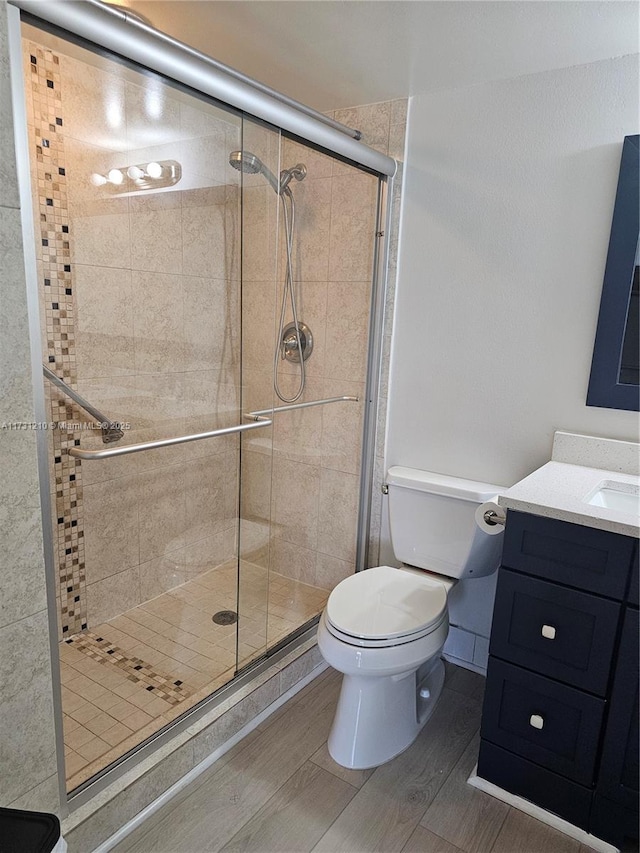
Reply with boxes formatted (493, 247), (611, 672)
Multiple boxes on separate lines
(498, 460), (640, 538)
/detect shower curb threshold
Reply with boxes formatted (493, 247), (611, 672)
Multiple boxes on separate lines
(61, 633), (326, 853)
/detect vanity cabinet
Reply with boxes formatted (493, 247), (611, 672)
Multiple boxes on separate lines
(477, 510), (639, 848)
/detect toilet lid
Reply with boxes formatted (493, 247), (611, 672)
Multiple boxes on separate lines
(326, 565), (447, 641)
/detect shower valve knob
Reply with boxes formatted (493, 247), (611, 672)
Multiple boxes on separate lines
(281, 322), (313, 363)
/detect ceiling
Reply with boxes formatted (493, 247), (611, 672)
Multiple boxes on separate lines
(124, 1), (639, 111)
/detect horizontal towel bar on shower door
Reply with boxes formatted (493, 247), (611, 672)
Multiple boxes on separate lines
(66, 419), (273, 460)
(42, 364), (124, 444)
(244, 396), (359, 421)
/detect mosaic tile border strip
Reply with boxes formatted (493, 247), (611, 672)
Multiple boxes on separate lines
(65, 631), (194, 705)
(26, 43), (87, 636)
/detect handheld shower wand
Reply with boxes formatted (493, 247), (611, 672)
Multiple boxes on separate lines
(229, 150), (308, 403)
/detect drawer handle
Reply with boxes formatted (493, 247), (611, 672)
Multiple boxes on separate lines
(541, 624), (556, 640)
(529, 714), (544, 730)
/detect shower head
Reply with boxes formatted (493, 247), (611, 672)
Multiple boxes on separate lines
(229, 150), (261, 174)
(229, 150), (279, 194)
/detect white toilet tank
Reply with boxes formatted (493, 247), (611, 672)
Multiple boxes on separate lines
(387, 466), (505, 580)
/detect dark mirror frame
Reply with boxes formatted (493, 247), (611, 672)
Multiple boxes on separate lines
(587, 134), (640, 412)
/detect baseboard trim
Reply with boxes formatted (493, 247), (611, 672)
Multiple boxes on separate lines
(468, 766), (619, 853)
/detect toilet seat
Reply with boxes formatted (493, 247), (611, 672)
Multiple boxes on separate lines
(325, 565), (448, 647)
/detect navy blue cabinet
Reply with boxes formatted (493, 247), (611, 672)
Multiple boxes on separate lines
(590, 607), (639, 847)
(478, 511), (639, 847)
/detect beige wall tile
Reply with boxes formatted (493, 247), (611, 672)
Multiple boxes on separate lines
(183, 369), (239, 461)
(273, 377), (324, 465)
(70, 209), (131, 269)
(324, 280), (371, 382)
(334, 102), (391, 158)
(328, 214), (375, 282)
(240, 449), (273, 525)
(271, 537), (316, 585)
(182, 201), (230, 280)
(389, 122), (408, 162)
(138, 464), (187, 562)
(86, 566), (141, 625)
(320, 379), (365, 474)
(83, 473), (139, 583)
(390, 99), (408, 127)
(272, 457), (320, 551)
(316, 552), (356, 591)
(183, 276), (238, 373)
(132, 269), (185, 374)
(286, 178), (331, 281)
(131, 372), (186, 472)
(242, 278), (278, 373)
(130, 192), (182, 274)
(242, 368), (275, 416)
(184, 451), (237, 543)
(242, 186), (279, 281)
(59, 54), (127, 150)
(317, 468), (359, 563)
(282, 138), (334, 180)
(74, 265), (135, 380)
(125, 80), (182, 148)
(180, 132), (229, 188)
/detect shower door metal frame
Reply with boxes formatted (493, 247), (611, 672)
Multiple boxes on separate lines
(6, 3), (69, 816)
(356, 173), (394, 573)
(7, 4), (397, 815)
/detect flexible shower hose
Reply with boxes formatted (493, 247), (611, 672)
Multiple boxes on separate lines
(273, 187), (305, 403)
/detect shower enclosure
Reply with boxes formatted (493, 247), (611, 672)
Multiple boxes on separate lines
(19, 14), (387, 797)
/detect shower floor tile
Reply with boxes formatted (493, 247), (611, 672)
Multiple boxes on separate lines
(59, 562), (328, 792)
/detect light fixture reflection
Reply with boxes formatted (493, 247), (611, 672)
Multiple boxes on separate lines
(107, 168), (124, 185)
(90, 159), (181, 193)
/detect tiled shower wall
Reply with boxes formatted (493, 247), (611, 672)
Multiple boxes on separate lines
(241, 100), (407, 594)
(24, 36), (244, 633)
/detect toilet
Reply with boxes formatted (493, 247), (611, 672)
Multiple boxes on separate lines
(318, 466), (504, 770)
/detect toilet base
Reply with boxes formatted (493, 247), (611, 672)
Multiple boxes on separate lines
(327, 656), (446, 769)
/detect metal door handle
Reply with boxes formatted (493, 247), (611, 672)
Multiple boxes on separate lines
(67, 418), (272, 460)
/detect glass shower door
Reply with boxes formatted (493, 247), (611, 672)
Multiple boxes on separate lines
(22, 22), (256, 792)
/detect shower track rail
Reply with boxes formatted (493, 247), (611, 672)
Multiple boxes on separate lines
(42, 364), (124, 444)
(244, 395), (359, 421)
(66, 419), (273, 460)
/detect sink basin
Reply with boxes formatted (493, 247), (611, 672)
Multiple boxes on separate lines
(585, 480), (640, 516)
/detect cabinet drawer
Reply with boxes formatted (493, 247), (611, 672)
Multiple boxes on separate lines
(477, 740), (592, 830)
(490, 569), (621, 695)
(503, 512), (635, 599)
(481, 658), (605, 785)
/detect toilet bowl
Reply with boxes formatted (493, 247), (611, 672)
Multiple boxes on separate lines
(319, 467), (505, 769)
(318, 565), (451, 768)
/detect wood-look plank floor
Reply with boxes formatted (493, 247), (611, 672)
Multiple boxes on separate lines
(114, 663), (602, 853)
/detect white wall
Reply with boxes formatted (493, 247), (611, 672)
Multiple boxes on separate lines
(384, 54), (640, 667)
